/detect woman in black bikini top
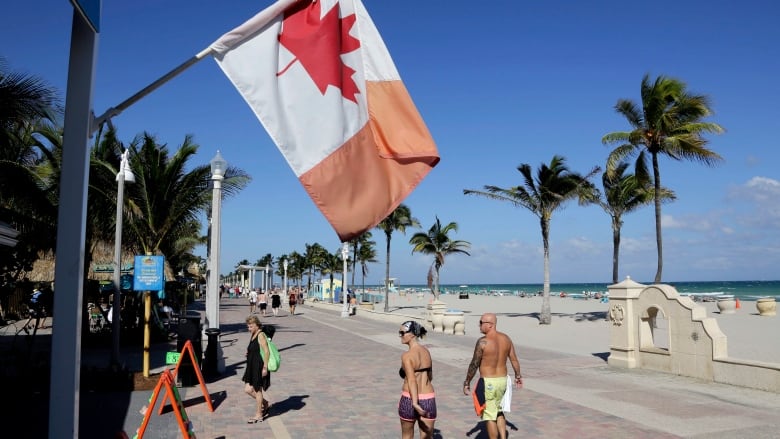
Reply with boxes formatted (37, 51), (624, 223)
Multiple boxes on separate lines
(398, 320), (436, 439)
(399, 365), (433, 381)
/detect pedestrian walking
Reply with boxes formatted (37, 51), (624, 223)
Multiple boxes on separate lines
(462, 313), (522, 439)
(248, 289), (258, 313)
(243, 315), (271, 423)
(398, 320), (436, 439)
(258, 290), (268, 316)
(271, 290), (281, 317)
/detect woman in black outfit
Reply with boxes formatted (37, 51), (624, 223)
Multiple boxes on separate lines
(243, 314), (271, 423)
(271, 290), (282, 317)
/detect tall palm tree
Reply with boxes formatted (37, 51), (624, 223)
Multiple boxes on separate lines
(376, 204), (419, 312)
(597, 161), (675, 283)
(464, 155), (599, 325)
(303, 242), (327, 292)
(357, 237), (378, 300)
(409, 216), (471, 301)
(319, 250), (344, 304)
(602, 74), (724, 282)
(350, 231), (374, 286)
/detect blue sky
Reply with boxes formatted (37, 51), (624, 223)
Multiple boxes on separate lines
(3, 0), (780, 285)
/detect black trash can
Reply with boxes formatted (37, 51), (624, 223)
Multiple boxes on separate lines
(177, 312), (202, 386)
(203, 328), (221, 379)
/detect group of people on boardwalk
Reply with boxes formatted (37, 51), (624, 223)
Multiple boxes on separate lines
(245, 287), (304, 316)
(397, 312), (522, 439)
(239, 299), (522, 439)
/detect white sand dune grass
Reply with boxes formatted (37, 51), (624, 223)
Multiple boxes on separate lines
(381, 292), (780, 364)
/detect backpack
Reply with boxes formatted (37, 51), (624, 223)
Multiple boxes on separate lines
(259, 334), (281, 372)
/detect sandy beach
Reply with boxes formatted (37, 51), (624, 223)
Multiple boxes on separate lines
(366, 291), (780, 365)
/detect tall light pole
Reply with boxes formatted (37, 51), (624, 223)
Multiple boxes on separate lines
(266, 263), (270, 291)
(206, 150), (226, 332)
(283, 259), (288, 294)
(341, 242), (349, 317)
(111, 149), (135, 365)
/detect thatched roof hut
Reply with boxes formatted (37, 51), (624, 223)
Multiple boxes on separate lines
(26, 241), (177, 282)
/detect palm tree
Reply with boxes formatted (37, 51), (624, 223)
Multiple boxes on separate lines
(319, 250), (344, 304)
(0, 57), (60, 154)
(303, 243), (327, 291)
(349, 231), (374, 286)
(602, 74), (724, 282)
(0, 59), (61, 290)
(357, 237), (378, 300)
(376, 204), (419, 312)
(409, 216), (471, 301)
(123, 133), (250, 265)
(464, 155), (599, 325)
(597, 161), (675, 283)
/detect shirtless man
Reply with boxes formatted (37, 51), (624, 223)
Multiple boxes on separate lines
(462, 313), (522, 439)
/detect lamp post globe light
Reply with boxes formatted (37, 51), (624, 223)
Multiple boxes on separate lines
(112, 149), (135, 365)
(340, 242), (349, 318)
(283, 259), (288, 294)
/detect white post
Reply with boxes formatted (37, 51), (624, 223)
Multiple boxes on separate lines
(206, 151), (226, 331)
(266, 263), (270, 291)
(49, 9), (97, 438)
(283, 259), (288, 294)
(341, 242), (349, 317)
(111, 149), (134, 365)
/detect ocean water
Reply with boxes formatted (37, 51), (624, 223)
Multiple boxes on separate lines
(394, 280), (780, 301)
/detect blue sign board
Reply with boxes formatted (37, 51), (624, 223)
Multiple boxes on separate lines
(70, 0), (101, 33)
(133, 255), (165, 291)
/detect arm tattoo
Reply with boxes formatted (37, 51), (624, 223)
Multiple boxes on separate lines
(465, 339), (486, 383)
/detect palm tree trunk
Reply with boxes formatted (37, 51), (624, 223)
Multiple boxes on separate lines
(612, 216), (621, 284)
(540, 217), (552, 325)
(652, 152), (663, 283)
(384, 232), (391, 312)
(434, 266), (440, 301)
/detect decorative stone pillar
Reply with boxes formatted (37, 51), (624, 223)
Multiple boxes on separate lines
(430, 300), (447, 332)
(442, 310), (461, 334)
(454, 313), (466, 335)
(607, 276), (646, 369)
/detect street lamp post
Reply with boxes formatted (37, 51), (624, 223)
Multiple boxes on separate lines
(204, 150), (226, 377)
(341, 242), (349, 318)
(206, 150), (226, 331)
(283, 259), (288, 294)
(266, 263), (270, 292)
(111, 149), (135, 365)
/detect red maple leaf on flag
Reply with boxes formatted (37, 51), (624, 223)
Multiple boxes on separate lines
(277, 0), (361, 103)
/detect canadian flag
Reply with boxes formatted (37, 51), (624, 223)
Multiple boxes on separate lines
(211, 0), (439, 241)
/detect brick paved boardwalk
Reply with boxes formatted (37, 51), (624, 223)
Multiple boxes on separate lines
(8, 296), (779, 438)
(111, 297), (780, 438)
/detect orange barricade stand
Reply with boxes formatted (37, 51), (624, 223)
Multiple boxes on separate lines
(132, 340), (214, 439)
(133, 370), (194, 439)
(159, 340), (214, 414)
